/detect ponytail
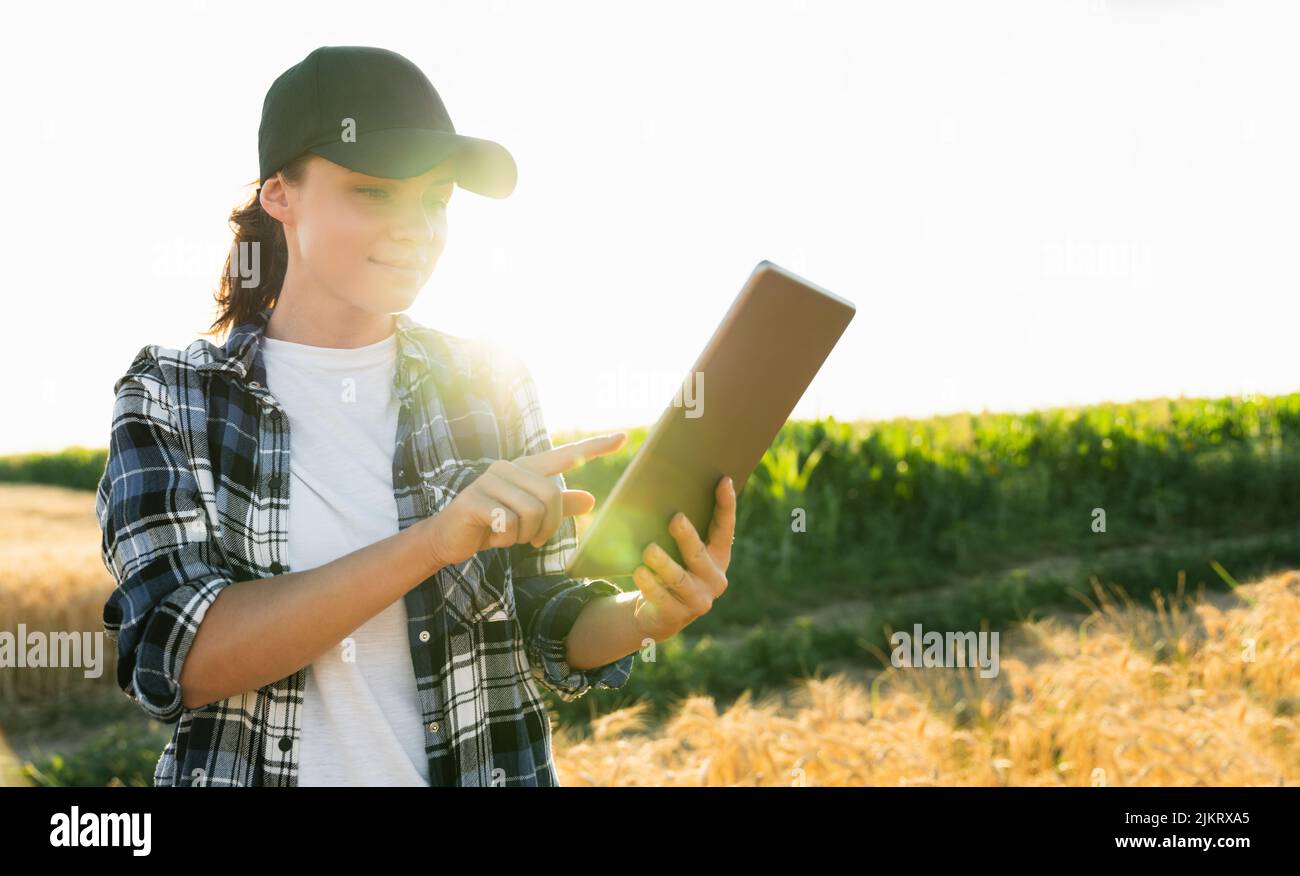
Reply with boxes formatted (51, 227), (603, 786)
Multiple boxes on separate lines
(205, 151), (314, 339)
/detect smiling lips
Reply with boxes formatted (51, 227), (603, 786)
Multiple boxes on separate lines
(370, 257), (424, 279)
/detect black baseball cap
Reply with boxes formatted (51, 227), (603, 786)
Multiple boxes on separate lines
(258, 45), (517, 198)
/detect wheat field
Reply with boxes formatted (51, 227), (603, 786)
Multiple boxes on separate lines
(0, 484), (114, 704)
(1, 482), (1297, 786)
(553, 571), (1300, 786)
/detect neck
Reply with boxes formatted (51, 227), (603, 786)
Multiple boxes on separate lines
(264, 286), (395, 349)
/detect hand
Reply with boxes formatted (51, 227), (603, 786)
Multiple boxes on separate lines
(424, 432), (627, 569)
(631, 475), (737, 642)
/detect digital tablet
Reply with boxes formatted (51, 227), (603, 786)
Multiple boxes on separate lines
(566, 260), (857, 580)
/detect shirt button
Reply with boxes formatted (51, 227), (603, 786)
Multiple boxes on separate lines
(418, 630), (430, 642)
(269, 561), (284, 574)
(398, 468), (405, 478)
(428, 721), (440, 734)
(268, 476), (282, 491)
(278, 736), (292, 752)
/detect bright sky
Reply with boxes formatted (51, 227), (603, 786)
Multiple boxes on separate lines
(2, 0), (1297, 455)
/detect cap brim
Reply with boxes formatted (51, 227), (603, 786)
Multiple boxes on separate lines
(310, 128), (517, 198)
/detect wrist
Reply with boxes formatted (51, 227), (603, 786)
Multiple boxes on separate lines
(416, 516), (450, 576)
(629, 592), (658, 644)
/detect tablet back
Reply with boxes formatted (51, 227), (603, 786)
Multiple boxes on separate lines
(566, 260), (856, 580)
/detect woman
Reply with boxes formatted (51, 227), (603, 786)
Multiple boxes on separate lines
(95, 45), (736, 787)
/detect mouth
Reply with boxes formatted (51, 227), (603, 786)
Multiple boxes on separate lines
(369, 258), (423, 280)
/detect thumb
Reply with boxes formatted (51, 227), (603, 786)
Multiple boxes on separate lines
(561, 489), (596, 517)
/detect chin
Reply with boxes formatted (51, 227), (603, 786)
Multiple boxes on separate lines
(339, 288), (412, 315)
(383, 286), (424, 311)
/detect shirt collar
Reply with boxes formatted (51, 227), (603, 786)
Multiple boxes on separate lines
(196, 305), (470, 400)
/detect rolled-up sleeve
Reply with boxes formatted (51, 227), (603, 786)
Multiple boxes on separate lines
(96, 366), (238, 723)
(512, 568), (634, 702)
(491, 348), (635, 702)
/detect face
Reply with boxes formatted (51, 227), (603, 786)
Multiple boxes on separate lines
(262, 155), (455, 314)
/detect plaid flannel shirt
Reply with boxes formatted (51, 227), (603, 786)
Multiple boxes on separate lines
(95, 305), (635, 786)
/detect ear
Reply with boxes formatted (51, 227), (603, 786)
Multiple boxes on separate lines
(259, 172), (291, 224)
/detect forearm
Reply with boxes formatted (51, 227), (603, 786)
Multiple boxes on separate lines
(564, 590), (647, 671)
(180, 516), (445, 709)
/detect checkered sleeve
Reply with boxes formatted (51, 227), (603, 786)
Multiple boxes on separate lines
(96, 362), (239, 723)
(492, 350), (635, 703)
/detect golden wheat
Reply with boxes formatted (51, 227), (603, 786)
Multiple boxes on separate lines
(554, 571), (1300, 786)
(0, 485), (117, 702)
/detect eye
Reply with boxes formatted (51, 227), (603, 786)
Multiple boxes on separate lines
(356, 187), (389, 201)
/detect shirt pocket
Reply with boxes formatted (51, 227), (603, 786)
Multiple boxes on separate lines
(435, 546), (517, 627)
(471, 611), (537, 702)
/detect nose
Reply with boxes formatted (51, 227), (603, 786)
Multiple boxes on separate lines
(389, 197), (446, 248)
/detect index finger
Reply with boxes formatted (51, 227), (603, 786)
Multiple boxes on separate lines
(515, 432), (627, 477)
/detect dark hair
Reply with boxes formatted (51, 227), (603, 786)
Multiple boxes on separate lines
(205, 151), (316, 339)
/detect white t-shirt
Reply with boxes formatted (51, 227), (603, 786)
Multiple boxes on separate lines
(260, 329), (431, 787)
